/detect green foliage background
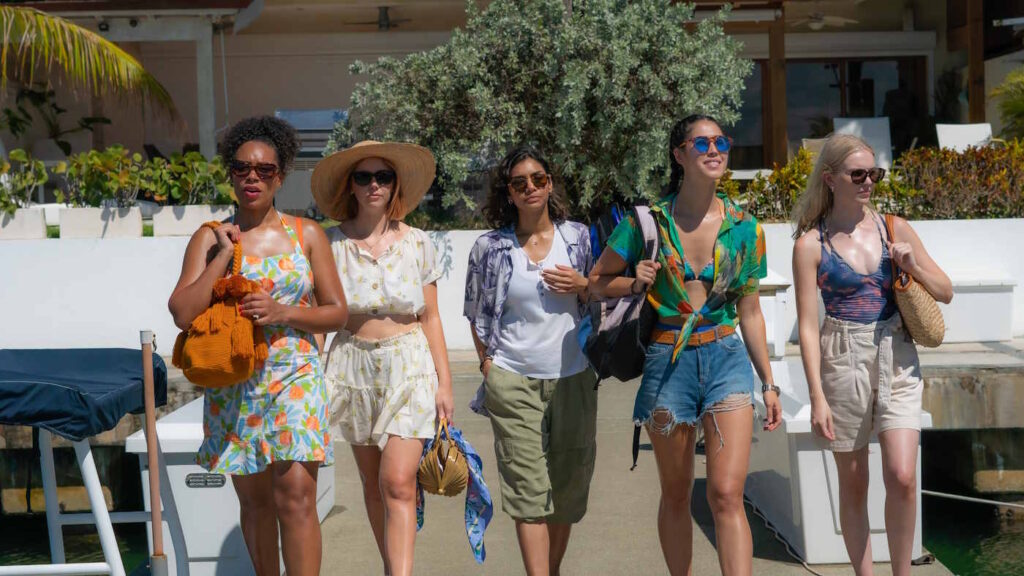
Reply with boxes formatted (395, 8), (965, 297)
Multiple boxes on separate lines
(328, 0), (752, 213)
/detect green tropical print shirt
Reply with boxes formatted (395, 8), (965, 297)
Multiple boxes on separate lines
(606, 192), (767, 360)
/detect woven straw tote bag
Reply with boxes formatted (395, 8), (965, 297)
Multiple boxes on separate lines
(418, 419), (468, 497)
(884, 214), (945, 347)
(172, 221), (269, 387)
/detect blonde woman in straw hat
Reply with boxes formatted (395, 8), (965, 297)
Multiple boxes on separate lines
(791, 133), (951, 576)
(313, 140), (453, 576)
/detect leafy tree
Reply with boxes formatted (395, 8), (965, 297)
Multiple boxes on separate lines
(329, 0), (751, 212)
(993, 67), (1024, 140)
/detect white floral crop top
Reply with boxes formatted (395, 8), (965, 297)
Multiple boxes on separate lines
(327, 226), (442, 316)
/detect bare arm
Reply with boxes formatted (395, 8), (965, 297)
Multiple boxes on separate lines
(589, 249), (659, 299)
(421, 282), (454, 420)
(168, 225), (236, 330)
(793, 232), (834, 441)
(737, 293), (781, 431)
(891, 217), (953, 304)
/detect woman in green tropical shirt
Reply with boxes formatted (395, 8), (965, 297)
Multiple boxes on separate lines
(590, 114), (782, 576)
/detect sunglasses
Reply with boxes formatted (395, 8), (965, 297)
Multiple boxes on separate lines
(230, 160), (280, 181)
(680, 135), (733, 154)
(351, 170), (396, 187)
(847, 167), (886, 184)
(508, 172), (550, 194)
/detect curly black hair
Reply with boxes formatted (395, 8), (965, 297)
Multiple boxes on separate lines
(483, 145), (569, 229)
(218, 115), (300, 175)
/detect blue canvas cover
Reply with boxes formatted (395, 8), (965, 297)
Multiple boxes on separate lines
(0, 349), (167, 442)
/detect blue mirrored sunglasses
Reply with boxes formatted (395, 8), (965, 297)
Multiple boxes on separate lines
(680, 135), (733, 154)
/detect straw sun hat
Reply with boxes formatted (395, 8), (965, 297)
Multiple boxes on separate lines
(312, 140), (436, 221)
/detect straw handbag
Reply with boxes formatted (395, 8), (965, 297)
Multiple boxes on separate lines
(884, 214), (945, 347)
(172, 221), (269, 387)
(418, 419), (468, 497)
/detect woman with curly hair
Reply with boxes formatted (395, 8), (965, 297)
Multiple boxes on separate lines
(464, 145), (597, 576)
(168, 115), (347, 576)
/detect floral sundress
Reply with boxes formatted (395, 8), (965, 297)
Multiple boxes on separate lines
(197, 216), (334, 475)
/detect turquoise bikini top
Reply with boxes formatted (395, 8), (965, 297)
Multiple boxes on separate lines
(683, 260), (714, 283)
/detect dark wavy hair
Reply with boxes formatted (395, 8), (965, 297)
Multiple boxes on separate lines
(664, 114), (721, 196)
(218, 115), (300, 176)
(484, 146), (570, 229)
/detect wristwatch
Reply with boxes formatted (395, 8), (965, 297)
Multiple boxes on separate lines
(762, 382), (781, 395)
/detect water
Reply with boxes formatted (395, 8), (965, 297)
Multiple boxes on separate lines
(923, 494), (1024, 576)
(0, 515), (149, 570)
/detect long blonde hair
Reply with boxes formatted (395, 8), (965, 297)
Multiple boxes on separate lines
(791, 133), (874, 238)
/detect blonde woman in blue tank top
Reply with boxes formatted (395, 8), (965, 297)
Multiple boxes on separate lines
(791, 133), (952, 576)
(169, 116), (348, 576)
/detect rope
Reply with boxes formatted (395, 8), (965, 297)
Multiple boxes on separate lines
(922, 489), (1024, 510)
(743, 494), (827, 576)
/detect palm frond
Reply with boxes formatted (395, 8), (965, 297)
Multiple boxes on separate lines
(0, 7), (178, 120)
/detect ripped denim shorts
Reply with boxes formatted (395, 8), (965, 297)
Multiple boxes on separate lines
(634, 332), (754, 435)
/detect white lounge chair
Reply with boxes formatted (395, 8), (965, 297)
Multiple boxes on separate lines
(936, 123), (993, 152)
(833, 117), (893, 170)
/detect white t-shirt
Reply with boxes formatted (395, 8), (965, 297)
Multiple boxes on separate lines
(491, 230), (589, 379)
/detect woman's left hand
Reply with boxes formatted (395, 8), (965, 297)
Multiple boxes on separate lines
(542, 264), (587, 295)
(435, 380), (455, 422)
(240, 291), (288, 327)
(763, 391), (782, 431)
(887, 240), (918, 274)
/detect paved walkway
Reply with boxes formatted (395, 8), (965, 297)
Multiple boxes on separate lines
(320, 351), (952, 575)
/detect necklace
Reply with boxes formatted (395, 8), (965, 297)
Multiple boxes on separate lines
(354, 220), (392, 254)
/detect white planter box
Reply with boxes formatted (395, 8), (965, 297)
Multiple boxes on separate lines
(745, 359), (929, 564)
(0, 208), (47, 240)
(59, 206), (143, 239)
(152, 205), (233, 237)
(126, 398), (335, 576)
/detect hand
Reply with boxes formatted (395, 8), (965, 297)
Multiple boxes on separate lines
(480, 357), (492, 379)
(435, 380), (454, 422)
(887, 240), (918, 274)
(240, 291), (287, 327)
(213, 223), (241, 255)
(810, 395), (835, 441)
(763, 390), (782, 431)
(633, 259), (662, 292)
(542, 264), (587, 295)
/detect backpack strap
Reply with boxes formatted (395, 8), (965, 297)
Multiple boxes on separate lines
(629, 205), (660, 471)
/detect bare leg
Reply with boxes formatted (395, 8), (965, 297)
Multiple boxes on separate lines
(515, 520), (551, 576)
(833, 447), (873, 576)
(378, 436), (425, 576)
(548, 523), (572, 575)
(646, 411), (699, 576)
(232, 470), (279, 576)
(879, 429), (919, 576)
(272, 461), (321, 576)
(702, 407), (753, 576)
(351, 445), (387, 573)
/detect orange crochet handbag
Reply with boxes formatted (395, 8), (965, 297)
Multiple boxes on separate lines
(172, 221), (269, 387)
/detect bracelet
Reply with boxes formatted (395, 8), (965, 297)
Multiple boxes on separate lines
(761, 382), (781, 395)
(630, 278), (643, 295)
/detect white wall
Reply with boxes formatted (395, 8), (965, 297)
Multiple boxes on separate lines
(0, 220), (1021, 353)
(762, 219), (1024, 342)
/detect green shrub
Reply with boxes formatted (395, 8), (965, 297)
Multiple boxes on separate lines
(875, 142), (1024, 219)
(55, 147), (232, 207)
(331, 0), (751, 212)
(739, 148), (813, 222)
(0, 148), (48, 216)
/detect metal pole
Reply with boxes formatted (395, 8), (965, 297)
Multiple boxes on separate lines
(73, 440), (125, 576)
(38, 429), (66, 564)
(141, 330), (168, 576)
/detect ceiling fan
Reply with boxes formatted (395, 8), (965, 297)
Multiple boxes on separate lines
(788, 0), (861, 31)
(344, 6), (411, 31)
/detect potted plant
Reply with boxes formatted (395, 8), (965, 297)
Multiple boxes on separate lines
(150, 152), (234, 236)
(17, 87), (110, 160)
(53, 146), (143, 238)
(0, 148), (48, 239)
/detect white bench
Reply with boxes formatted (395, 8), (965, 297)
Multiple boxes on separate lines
(940, 269), (1016, 342)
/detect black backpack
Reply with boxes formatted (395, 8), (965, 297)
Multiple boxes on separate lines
(581, 205), (660, 382)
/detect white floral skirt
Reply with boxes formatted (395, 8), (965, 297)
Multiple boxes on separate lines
(323, 325), (437, 449)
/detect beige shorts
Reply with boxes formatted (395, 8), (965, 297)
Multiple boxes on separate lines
(819, 313), (923, 452)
